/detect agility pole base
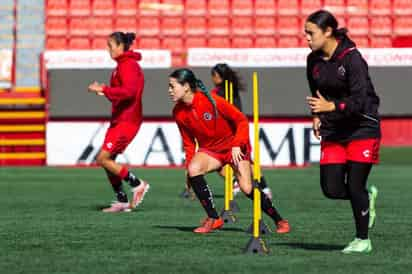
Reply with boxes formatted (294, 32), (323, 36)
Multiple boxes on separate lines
(220, 209), (237, 224)
(244, 237), (270, 254)
(246, 219), (271, 235)
(229, 200), (240, 213)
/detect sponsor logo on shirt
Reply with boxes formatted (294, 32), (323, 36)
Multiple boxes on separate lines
(106, 142), (113, 149)
(338, 65), (346, 77)
(203, 112), (212, 121)
(312, 65), (320, 79)
(363, 149), (371, 158)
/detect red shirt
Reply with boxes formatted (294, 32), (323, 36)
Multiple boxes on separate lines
(173, 92), (249, 167)
(102, 51), (144, 125)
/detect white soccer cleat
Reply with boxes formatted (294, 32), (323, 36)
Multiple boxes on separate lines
(102, 202), (132, 213)
(130, 181), (150, 209)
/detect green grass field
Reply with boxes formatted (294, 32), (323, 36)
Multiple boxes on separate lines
(1, 147), (411, 274)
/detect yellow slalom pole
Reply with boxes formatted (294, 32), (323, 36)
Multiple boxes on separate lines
(224, 80), (230, 211)
(228, 82), (234, 201)
(252, 72), (262, 238)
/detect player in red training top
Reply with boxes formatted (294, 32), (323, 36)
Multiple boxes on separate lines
(88, 32), (149, 213)
(169, 68), (290, 234)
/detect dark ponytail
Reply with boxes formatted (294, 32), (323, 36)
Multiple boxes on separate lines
(170, 68), (217, 116)
(109, 31), (136, 51)
(307, 10), (348, 38)
(211, 63), (245, 96)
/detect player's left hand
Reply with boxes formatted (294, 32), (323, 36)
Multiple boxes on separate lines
(88, 81), (104, 96)
(306, 91), (336, 113)
(232, 147), (244, 166)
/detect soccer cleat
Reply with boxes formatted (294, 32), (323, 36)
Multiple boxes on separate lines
(102, 202), (132, 213)
(342, 238), (372, 254)
(262, 187), (273, 200)
(368, 185), (378, 228)
(275, 219), (291, 234)
(130, 181), (150, 209)
(233, 180), (241, 196)
(194, 217), (224, 233)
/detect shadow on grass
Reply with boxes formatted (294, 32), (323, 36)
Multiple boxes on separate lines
(275, 242), (345, 251)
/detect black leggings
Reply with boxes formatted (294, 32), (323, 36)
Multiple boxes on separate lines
(320, 161), (372, 239)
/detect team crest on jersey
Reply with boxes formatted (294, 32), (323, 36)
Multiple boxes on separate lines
(312, 65), (320, 79)
(338, 65), (346, 77)
(203, 112), (213, 121)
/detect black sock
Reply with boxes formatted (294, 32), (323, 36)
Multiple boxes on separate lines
(246, 188), (282, 223)
(111, 183), (128, 203)
(347, 161), (372, 240)
(259, 176), (268, 189)
(189, 175), (219, 219)
(125, 172), (141, 188)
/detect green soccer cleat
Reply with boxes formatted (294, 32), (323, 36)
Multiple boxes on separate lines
(342, 238), (372, 254)
(368, 185), (378, 229)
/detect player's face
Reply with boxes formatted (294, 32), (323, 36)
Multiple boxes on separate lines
(168, 77), (189, 102)
(304, 22), (331, 51)
(211, 71), (223, 86)
(107, 38), (124, 59)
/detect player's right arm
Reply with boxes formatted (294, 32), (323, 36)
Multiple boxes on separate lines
(173, 109), (196, 168)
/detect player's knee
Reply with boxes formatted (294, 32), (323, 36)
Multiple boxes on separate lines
(96, 153), (108, 167)
(238, 178), (252, 195)
(187, 161), (204, 177)
(321, 184), (346, 199)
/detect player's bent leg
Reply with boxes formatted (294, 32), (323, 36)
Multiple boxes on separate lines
(234, 161), (290, 234)
(188, 152), (224, 233)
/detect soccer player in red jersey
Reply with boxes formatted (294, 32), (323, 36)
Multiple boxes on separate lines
(169, 68), (290, 234)
(88, 32), (149, 213)
(305, 11), (380, 253)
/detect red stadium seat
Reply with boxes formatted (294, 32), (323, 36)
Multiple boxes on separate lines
(69, 0), (90, 16)
(278, 36), (300, 48)
(185, 37), (207, 48)
(46, 0), (68, 16)
(278, 16), (300, 36)
(185, 0), (206, 16)
(323, 0), (345, 15)
(162, 37), (184, 53)
(91, 37), (108, 49)
(255, 17), (276, 36)
(46, 17), (67, 36)
(370, 36), (393, 48)
(138, 37), (161, 49)
(114, 17), (137, 33)
(370, 0), (392, 16)
(161, 0), (184, 16)
(68, 37), (90, 49)
(393, 0), (412, 15)
(208, 17), (230, 36)
(208, 37), (230, 48)
(277, 0), (299, 16)
(232, 0), (253, 16)
(351, 36), (369, 48)
(92, 0), (114, 16)
(138, 17), (160, 36)
(336, 15), (346, 28)
(232, 37), (253, 48)
(301, 0), (322, 16)
(185, 17), (206, 36)
(394, 17), (412, 36)
(46, 36), (67, 49)
(69, 17), (90, 35)
(161, 17), (183, 36)
(370, 17), (392, 36)
(232, 16), (253, 36)
(255, 36), (276, 48)
(347, 17), (369, 36)
(346, 0), (368, 16)
(116, 0), (137, 16)
(208, 0), (229, 16)
(255, 0), (275, 16)
(139, 0), (160, 16)
(392, 36), (412, 47)
(91, 17), (113, 36)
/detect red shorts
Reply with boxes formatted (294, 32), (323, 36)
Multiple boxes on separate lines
(102, 122), (140, 155)
(198, 144), (251, 166)
(320, 138), (380, 165)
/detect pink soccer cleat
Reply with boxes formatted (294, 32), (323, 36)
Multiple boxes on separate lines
(130, 181), (150, 209)
(102, 202), (132, 213)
